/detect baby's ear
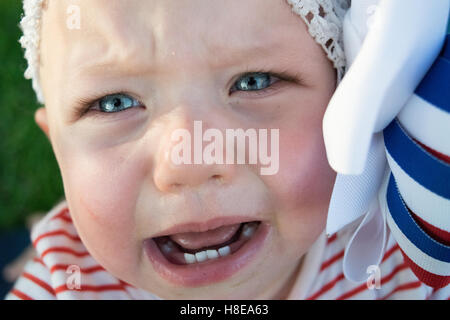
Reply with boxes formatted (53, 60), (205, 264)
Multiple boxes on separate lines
(34, 107), (50, 140)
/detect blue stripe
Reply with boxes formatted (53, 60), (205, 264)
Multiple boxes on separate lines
(384, 120), (450, 199)
(442, 34), (450, 61)
(387, 174), (450, 262)
(415, 56), (450, 113)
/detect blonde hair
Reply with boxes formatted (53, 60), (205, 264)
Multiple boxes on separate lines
(19, 0), (350, 104)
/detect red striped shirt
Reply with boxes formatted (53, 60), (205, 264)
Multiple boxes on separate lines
(5, 201), (449, 300)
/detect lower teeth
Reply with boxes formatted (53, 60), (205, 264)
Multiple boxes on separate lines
(184, 244), (232, 264)
(156, 222), (260, 265)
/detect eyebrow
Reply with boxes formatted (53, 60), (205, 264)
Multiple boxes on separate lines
(73, 36), (291, 78)
(205, 37), (288, 69)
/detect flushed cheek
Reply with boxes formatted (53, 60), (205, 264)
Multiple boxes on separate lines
(264, 127), (335, 242)
(60, 149), (148, 279)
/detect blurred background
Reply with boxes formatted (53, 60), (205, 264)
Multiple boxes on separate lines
(0, 1), (449, 299)
(0, 1), (64, 297)
(1, 1), (64, 231)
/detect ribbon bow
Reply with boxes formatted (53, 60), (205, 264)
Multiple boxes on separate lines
(323, 0), (450, 288)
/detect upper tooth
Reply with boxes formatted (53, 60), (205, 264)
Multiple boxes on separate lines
(183, 247), (228, 264)
(218, 246), (231, 257)
(195, 251), (207, 262)
(206, 250), (219, 260)
(184, 253), (196, 264)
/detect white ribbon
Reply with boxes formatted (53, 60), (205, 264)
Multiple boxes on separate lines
(324, 0), (450, 284)
(397, 94), (450, 156)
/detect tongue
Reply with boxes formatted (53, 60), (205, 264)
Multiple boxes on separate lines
(169, 223), (241, 250)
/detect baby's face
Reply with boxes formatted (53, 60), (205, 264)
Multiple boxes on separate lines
(37, 0), (336, 299)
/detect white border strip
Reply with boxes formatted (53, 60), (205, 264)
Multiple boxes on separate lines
(398, 94), (450, 157)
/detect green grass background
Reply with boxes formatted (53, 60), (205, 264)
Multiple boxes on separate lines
(0, 1), (64, 231)
(0, 2), (449, 230)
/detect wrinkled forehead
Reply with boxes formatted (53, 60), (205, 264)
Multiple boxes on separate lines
(40, 0), (305, 65)
(38, 0), (310, 105)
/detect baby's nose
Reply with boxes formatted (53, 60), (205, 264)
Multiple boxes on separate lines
(153, 120), (236, 193)
(153, 159), (234, 193)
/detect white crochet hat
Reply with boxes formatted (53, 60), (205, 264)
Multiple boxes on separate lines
(19, 0), (350, 104)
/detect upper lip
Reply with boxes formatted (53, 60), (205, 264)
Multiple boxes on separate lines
(150, 216), (260, 238)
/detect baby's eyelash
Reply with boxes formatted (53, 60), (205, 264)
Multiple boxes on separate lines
(73, 96), (98, 118)
(237, 67), (304, 86)
(71, 68), (304, 120)
(72, 90), (130, 119)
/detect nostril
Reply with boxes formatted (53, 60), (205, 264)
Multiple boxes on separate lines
(210, 175), (223, 183)
(171, 183), (182, 189)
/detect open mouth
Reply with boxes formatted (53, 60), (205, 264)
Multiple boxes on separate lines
(143, 220), (269, 286)
(153, 221), (261, 265)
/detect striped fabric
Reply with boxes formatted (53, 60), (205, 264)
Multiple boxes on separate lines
(382, 35), (450, 289)
(4, 201), (449, 300)
(305, 228), (447, 300)
(5, 203), (159, 300)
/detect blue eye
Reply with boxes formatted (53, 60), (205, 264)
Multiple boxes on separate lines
(233, 72), (274, 92)
(98, 94), (141, 113)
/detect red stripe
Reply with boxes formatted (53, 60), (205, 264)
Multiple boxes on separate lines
(320, 249), (345, 272)
(379, 263), (409, 284)
(416, 141), (450, 163)
(54, 283), (127, 294)
(11, 289), (33, 300)
(380, 281), (423, 300)
(428, 286), (450, 300)
(33, 257), (46, 267)
(326, 234), (338, 245)
(334, 281), (366, 300)
(50, 264), (105, 274)
(397, 200), (450, 288)
(408, 208), (450, 246)
(22, 272), (55, 296)
(400, 249), (450, 289)
(306, 273), (345, 300)
(51, 208), (72, 222)
(382, 244), (400, 262)
(54, 215), (73, 223)
(33, 230), (81, 247)
(336, 263), (409, 300)
(308, 244), (401, 300)
(119, 280), (135, 288)
(41, 247), (90, 258)
(426, 287), (439, 300)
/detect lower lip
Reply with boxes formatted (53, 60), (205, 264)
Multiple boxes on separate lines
(143, 222), (271, 287)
